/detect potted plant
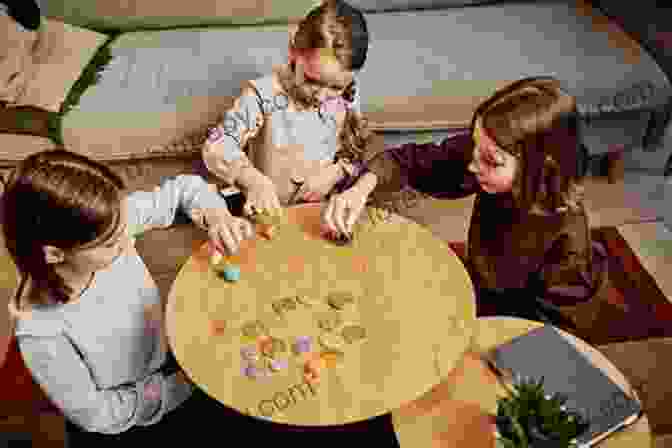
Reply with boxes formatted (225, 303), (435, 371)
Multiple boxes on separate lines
(494, 375), (590, 448)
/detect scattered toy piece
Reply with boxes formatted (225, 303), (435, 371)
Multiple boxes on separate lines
(320, 350), (344, 368)
(241, 320), (267, 339)
(318, 332), (346, 351)
(259, 223), (276, 240)
(260, 336), (282, 358)
(342, 325), (367, 344)
(316, 311), (343, 332)
(221, 265), (241, 282)
(303, 357), (324, 384)
(292, 336), (312, 355)
(267, 358), (288, 372)
(210, 319), (228, 336)
(240, 345), (260, 361)
(327, 291), (355, 310)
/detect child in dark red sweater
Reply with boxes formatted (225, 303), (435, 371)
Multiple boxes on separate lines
(323, 76), (607, 329)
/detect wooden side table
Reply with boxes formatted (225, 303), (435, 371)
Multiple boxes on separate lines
(392, 317), (651, 447)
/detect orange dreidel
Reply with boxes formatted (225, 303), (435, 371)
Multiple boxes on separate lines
(302, 351), (326, 384)
(246, 207), (278, 240)
(258, 223), (276, 240)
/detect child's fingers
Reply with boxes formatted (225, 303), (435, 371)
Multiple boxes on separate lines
(240, 218), (255, 239)
(345, 206), (361, 234)
(212, 227), (237, 256)
(304, 191), (322, 202)
(332, 198), (348, 235)
(227, 222), (245, 248)
(272, 193), (283, 216)
(321, 199), (336, 233)
(243, 201), (255, 217)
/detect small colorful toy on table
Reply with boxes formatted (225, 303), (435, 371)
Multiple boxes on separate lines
(208, 242), (241, 282)
(246, 207), (278, 240)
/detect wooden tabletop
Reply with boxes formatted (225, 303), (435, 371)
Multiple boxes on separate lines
(392, 317), (651, 447)
(165, 203), (476, 426)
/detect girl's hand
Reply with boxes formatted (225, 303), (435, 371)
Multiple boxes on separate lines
(296, 163), (345, 203)
(242, 175), (283, 218)
(321, 183), (369, 236)
(201, 208), (255, 256)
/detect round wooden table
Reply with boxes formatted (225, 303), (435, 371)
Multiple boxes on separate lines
(166, 203), (476, 427)
(392, 317), (651, 447)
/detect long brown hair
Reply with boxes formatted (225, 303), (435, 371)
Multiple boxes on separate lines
(365, 76), (585, 221)
(278, 0), (374, 165)
(1, 149), (126, 310)
(471, 76), (584, 215)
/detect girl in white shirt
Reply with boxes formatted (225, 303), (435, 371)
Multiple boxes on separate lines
(202, 0), (374, 217)
(2, 148), (255, 444)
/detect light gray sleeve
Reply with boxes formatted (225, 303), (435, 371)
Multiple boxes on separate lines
(202, 87), (264, 185)
(18, 335), (166, 434)
(207, 91), (262, 162)
(125, 174), (231, 236)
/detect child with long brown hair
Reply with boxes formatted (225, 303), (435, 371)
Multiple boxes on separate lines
(322, 76), (607, 328)
(202, 0), (374, 217)
(1, 149), (257, 444)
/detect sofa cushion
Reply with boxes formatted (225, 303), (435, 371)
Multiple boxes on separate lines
(39, 0), (520, 32)
(358, 0), (668, 129)
(31, 0), (664, 167)
(0, 18), (108, 168)
(11, 19), (109, 113)
(41, 0), (315, 31)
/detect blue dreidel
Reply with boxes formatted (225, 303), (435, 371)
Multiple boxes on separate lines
(222, 265), (241, 282)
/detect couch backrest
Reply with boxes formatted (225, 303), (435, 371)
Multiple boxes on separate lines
(40, 0), (524, 31)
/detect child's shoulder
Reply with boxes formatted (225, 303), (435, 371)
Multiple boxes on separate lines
(13, 302), (65, 338)
(237, 66), (294, 109)
(10, 282), (66, 337)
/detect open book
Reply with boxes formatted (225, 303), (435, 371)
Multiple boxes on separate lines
(485, 325), (642, 447)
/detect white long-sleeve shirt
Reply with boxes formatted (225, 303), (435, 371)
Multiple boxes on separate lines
(13, 175), (227, 434)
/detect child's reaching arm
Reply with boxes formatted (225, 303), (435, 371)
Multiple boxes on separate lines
(202, 85), (282, 215)
(18, 334), (190, 433)
(202, 86), (262, 188)
(363, 131), (480, 200)
(126, 174), (234, 236)
(126, 174), (254, 255)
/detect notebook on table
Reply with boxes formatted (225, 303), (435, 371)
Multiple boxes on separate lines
(485, 325), (642, 447)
